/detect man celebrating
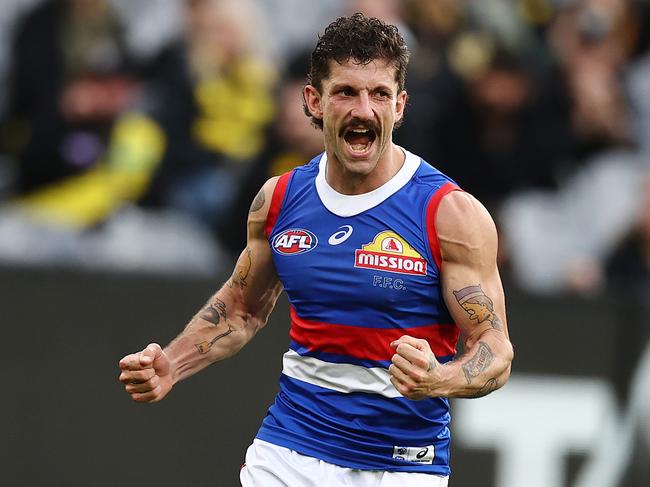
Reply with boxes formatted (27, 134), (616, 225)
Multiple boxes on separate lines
(119, 13), (513, 487)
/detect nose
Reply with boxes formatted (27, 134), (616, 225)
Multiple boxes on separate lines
(351, 91), (373, 120)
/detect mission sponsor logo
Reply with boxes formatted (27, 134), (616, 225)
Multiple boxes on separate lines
(272, 228), (318, 255)
(354, 231), (427, 275)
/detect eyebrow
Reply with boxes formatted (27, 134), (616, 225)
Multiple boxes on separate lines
(329, 83), (395, 94)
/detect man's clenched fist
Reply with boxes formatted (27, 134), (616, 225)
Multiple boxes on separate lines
(118, 343), (173, 403)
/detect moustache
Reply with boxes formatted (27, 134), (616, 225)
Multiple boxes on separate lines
(339, 118), (380, 137)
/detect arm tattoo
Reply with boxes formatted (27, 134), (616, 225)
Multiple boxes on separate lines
(231, 248), (252, 289)
(453, 284), (503, 331)
(199, 298), (227, 326)
(462, 342), (494, 384)
(195, 323), (234, 354)
(249, 188), (265, 213)
(469, 378), (498, 398)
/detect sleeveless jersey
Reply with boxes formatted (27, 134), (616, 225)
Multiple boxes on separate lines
(257, 148), (461, 476)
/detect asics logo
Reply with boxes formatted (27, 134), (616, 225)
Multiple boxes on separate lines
(416, 447), (429, 459)
(328, 225), (353, 245)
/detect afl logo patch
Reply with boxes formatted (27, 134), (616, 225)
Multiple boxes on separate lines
(272, 229), (318, 255)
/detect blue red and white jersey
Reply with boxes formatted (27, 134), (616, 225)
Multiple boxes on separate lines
(257, 148), (461, 475)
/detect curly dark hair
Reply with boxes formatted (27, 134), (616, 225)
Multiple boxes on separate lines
(304, 12), (410, 129)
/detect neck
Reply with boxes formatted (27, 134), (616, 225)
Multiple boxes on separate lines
(325, 144), (405, 195)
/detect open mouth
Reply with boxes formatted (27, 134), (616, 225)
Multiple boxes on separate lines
(343, 127), (377, 153)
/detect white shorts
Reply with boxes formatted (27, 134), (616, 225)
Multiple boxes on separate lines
(240, 439), (449, 487)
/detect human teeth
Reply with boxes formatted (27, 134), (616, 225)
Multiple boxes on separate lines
(351, 129), (369, 133)
(350, 144), (368, 151)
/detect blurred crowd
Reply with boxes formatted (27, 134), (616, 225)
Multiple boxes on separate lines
(0, 0), (649, 295)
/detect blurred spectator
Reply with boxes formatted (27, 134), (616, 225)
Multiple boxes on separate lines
(395, 0), (578, 216)
(432, 39), (576, 213)
(1, 0), (139, 198)
(547, 0), (641, 157)
(498, 0), (650, 294)
(135, 0), (278, 236)
(0, 0), (228, 274)
(0, 0), (181, 232)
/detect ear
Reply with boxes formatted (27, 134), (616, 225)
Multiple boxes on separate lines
(303, 84), (323, 121)
(395, 90), (408, 124)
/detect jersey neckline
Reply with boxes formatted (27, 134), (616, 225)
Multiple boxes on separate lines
(315, 147), (421, 217)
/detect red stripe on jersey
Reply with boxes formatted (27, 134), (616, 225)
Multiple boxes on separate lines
(289, 307), (459, 361)
(425, 182), (462, 271)
(265, 171), (293, 239)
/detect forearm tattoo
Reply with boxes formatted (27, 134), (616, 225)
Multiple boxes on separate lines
(195, 324), (234, 354)
(462, 342), (494, 385)
(199, 298), (227, 326)
(196, 297), (233, 353)
(453, 284), (503, 331)
(469, 378), (499, 398)
(249, 188), (265, 213)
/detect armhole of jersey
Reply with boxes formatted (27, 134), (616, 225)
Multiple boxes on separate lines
(425, 182), (462, 272)
(265, 171), (293, 240)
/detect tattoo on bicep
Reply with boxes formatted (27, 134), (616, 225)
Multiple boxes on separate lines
(199, 298), (227, 326)
(232, 248), (252, 289)
(453, 284), (503, 331)
(195, 323), (234, 354)
(462, 342), (494, 384)
(469, 378), (498, 398)
(249, 188), (265, 213)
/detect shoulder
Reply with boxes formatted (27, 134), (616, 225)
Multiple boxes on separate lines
(247, 176), (282, 226)
(436, 191), (498, 263)
(244, 175), (286, 242)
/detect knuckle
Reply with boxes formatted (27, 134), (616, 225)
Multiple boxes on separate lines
(134, 370), (150, 381)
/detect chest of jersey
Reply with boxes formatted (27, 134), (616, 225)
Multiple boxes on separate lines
(269, 167), (451, 329)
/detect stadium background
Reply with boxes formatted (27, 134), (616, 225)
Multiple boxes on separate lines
(1, 1), (649, 486)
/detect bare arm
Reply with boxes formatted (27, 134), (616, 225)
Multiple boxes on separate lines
(390, 191), (514, 399)
(119, 177), (283, 402)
